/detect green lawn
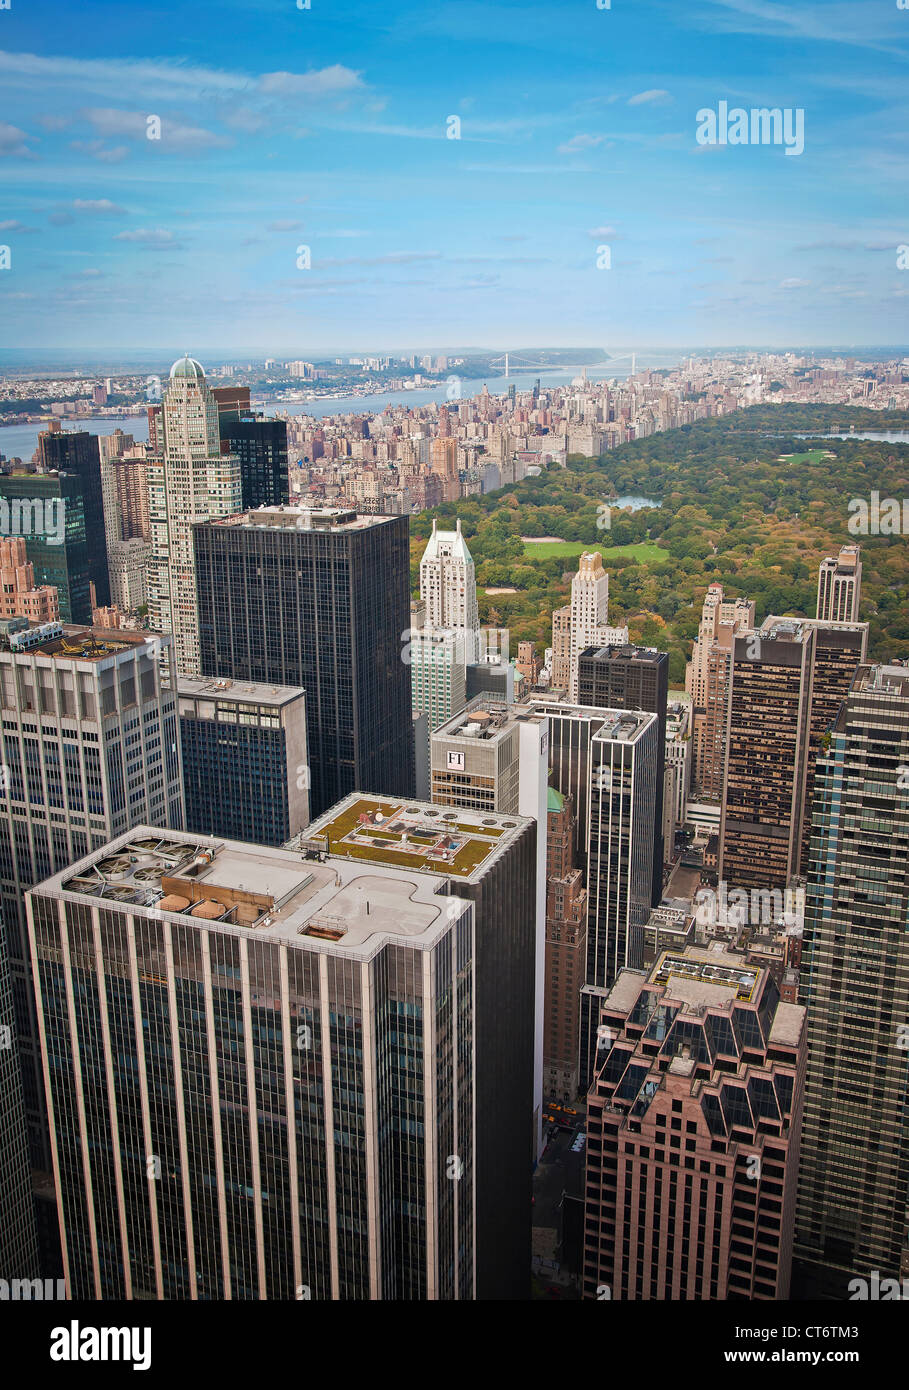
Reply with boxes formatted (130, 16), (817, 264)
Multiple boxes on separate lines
(776, 449), (831, 465)
(521, 539), (668, 565)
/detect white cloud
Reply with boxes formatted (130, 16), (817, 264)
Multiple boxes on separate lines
(628, 89), (672, 106)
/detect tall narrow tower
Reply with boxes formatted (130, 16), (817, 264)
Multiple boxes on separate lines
(419, 518), (480, 662)
(146, 357), (241, 677)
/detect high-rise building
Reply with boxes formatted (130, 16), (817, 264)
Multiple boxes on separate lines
(816, 544), (862, 624)
(28, 822), (483, 1299)
(419, 519), (480, 663)
(719, 617), (868, 892)
(530, 697), (659, 1089)
(664, 701), (691, 862)
(578, 642), (669, 905)
(0, 537), (59, 623)
(794, 663), (909, 1296)
(543, 788), (587, 1099)
(582, 943), (806, 1300)
(409, 628), (467, 743)
(193, 506), (414, 818)
(550, 604), (571, 692)
(37, 430), (110, 608)
(0, 928), (39, 1280)
(567, 553), (628, 701)
(686, 584), (755, 796)
(219, 415), (289, 511)
(428, 698), (549, 1154)
(178, 677), (309, 847)
(0, 624), (184, 1168)
(107, 537), (150, 613)
(0, 472), (91, 623)
(147, 357), (242, 676)
(292, 794), (538, 1299)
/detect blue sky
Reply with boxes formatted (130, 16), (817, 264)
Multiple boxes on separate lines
(1, 0), (908, 353)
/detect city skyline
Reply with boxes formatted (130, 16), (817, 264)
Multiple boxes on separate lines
(2, 1), (909, 349)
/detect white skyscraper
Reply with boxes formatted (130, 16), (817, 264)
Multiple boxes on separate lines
(419, 518), (480, 661)
(568, 551), (628, 701)
(147, 356), (242, 676)
(816, 544), (862, 624)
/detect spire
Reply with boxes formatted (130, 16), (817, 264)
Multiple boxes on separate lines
(432, 519), (437, 535)
(456, 517), (461, 534)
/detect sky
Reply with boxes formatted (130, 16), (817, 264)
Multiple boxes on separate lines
(1, 0), (908, 354)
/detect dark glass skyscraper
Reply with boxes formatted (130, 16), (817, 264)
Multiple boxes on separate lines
(219, 415), (289, 511)
(37, 432), (110, 607)
(578, 643), (669, 905)
(193, 506), (414, 817)
(794, 663), (909, 1297)
(0, 472), (90, 623)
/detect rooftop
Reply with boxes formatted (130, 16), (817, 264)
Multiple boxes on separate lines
(37, 827), (469, 959)
(291, 792), (530, 880)
(0, 622), (158, 661)
(651, 946), (759, 1005)
(210, 505), (393, 532)
(177, 675), (306, 709)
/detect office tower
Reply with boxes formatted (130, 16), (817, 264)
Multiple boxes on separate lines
(794, 664), (909, 1297)
(0, 624), (184, 1168)
(419, 519), (480, 662)
(429, 699), (549, 1153)
(294, 793), (537, 1299)
(194, 506), (414, 818)
(37, 430), (110, 608)
(664, 701), (691, 862)
(567, 553), (628, 701)
(543, 788), (587, 1100)
(0, 472), (91, 623)
(686, 584), (755, 796)
(578, 643), (669, 905)
(220, 414), (289, 511)
(550, 604), (571, 691)
(0, 537), (59, 623)
(582, 943), (806, 1300)
(409, 628), (467, 742)
(28, 822), (480, 1299)
(465, 656), (514, 702)
(719, 617), (868, 893)
(108, 537), (150, 613)
(147, 357), (242, 676)
(0, 928), (39, 1279)
(107, 450), (150, 543)
(515, 640), (540, 685)
(816, 544), (862, 624)
(210, 384), (252, 418)
(531, 699), (658, 1088)
(179, 677), (309, 847)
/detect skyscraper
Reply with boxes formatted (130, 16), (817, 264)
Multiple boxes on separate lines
(543, 788), (587, 1099)
(295, 792), (538, 1299)
(719, 617), (868, 893)
(28, 822), (481, 1299)
(686, 584), (755, 797)
(37, 430), (110, 608)
(794, 663), (909, 1296)
(816, 544), (862, 624)
(419, 519), (480, 663)
(409, 627), (467, 743)
(583, 943), (806, 1300)
(219, 414), (289, 511)
(0, 624), (184, 1168)
(146, 357), (242, 676)
(567, 553), (628, 701)
(0, 472), (91, 623)
(0, 928), (39, 1280)
(193, 505), (414, 818)
(178, 677), (309, 847)
(577, 642), (669, 905)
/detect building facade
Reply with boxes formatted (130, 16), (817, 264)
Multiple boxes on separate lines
(146, 357), (242, 676)
(193, 506), (414, 818)
(794, 663), (909, 1296)
(816, 544), (862, 624)
(179, 677), (309, 847)
(419, 519), (480, 663)
(37, 430), (110, 609)
(583, 944), (806, 1300)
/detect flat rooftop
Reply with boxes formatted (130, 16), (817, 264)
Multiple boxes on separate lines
(855, 662), (909, 698)
(36, 827), (470, 958)
(651, 947), (759, 1004)
(210, 505), (393, 532)
(525, 698), (657, 742)
(177, 675), (306, 708)
(0, 623), (154, 661)
(432, 696), (546, 743)
(291, 793), (530, 880)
